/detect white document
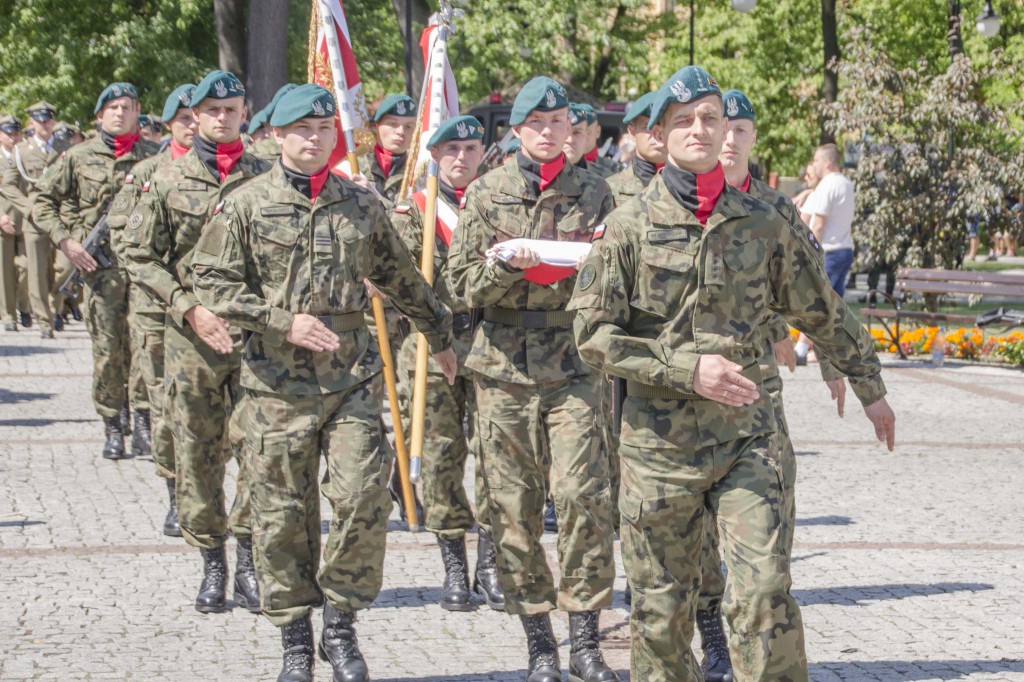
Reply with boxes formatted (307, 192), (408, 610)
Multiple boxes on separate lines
(488, 238), (592, 267)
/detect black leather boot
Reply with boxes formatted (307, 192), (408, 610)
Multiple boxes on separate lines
(543, 497), (558, 533)
(233, 538), (261, 614)
(163, 479), (181, 537)
(101, 416), (127, 460)
(131, 409), (151, 457)
(20, 310), (32, 328)
(437, 536), (474, 611)
(473, 528), (505, 611)
(568, 611), (619, 682)
(697, 603), (734, 682)
(319, 604), (369, 682)
(119, 403), (132, 436)
(520, 613), (560, 682)
(195, 546), (228, 613)
(387, 465), (424, 530)
(278, 613), (314, 682)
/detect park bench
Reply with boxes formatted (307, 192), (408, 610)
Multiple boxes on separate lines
(862, 267), (1024, 358)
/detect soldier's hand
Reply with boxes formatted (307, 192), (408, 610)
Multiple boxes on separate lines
(863, 397), (896, 452)
(826, 378), (846, 418)
(59, 238), (98, 272)
(432, 347), (458, 385)
(0, 215), (14, 236)
(349, 173), (374, 192)
(774, 337), (797, 373)
(505, 246), (541, 270)
(286, 313), (341, 352)
(693, 355), (759, 407)
(184, 305), (234, 355)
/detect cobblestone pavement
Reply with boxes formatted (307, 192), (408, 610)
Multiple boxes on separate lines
(2, 321), (1023, 681)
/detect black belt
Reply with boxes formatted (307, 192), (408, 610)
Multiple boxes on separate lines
(316, 312), (366, 333)
(482, 308), (575, 329)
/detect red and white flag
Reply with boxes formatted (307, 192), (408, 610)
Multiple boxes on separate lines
(409, 15), (460, 189)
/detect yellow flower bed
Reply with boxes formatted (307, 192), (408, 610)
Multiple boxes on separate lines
(868, 324), (1024, 363)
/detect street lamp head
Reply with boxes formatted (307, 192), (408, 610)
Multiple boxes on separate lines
(976, 1), (1001, 38)
(731, 0), (756, 12)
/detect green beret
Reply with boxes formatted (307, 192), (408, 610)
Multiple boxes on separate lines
(568, 103), (588, 126)
(270, 84), (337, 127)
(0, 114), (22, 133)
(426, 115), (484, 148)
(509, 76), (568, 126)
(502, 138), (521, 155)
(192, 70), (246, 107)
(161, 83), (196, 123)
(648, 65), (722, 129)
(249, 110), (269, 132)
(623, 92), (658, 125)
(373, 94), (416, 121)
(577, 103), (598, 125)
(723, 89), (756, 122)
(93, 83), (139, 115)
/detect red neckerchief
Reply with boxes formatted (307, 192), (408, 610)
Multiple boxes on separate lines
(584, 148), (598, 163)
(695, 162), (726, 226)
(739, 173), (752, 193)
(374, 144), (394, 178)
(539, 154), (566, 193)
(169, 140), (190, 160)
(310, 166), (330, 202)
(113, 131), (140, 158)
(453, 187), (466, 205)
(215, 139), (244, 181)
(656, 163), (666, 170)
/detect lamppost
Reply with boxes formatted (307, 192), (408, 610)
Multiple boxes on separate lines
(947, 1), (1001, 156)
(688, 0), (757, 66)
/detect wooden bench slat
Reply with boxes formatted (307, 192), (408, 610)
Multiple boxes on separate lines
(897, 281), (1024, 297)
(897, 268), (1024, 286)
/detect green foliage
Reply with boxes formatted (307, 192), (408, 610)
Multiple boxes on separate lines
(336, 0), (408, 103)
(996, 339), (1024, 367)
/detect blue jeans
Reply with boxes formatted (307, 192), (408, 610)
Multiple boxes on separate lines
(825, 248), (855, 297)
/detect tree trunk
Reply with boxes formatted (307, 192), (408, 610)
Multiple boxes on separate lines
(947, 0), (964, 58)
(820, 0), (839, 144)
(246, 0), (290, 111)
(391, 0), (432, 97)
(591, 5), (628, 96)
(214, 0), (246, 79)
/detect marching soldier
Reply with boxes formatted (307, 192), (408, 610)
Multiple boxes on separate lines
(563, 104), (593, 169)
(0, 114), (30, 332)
(108, 82), (197, 537)
(33, 85), (157, 460)
(248, 83), (299, 163)
(576, 103), (619, 178)
(448, 77), (619, 682)
(570, 65), (896, 682)
(392, 115), (504, 612)
(606, 92), (664, 206)
(122, 70), (264, 614)
(360, 93), (416, 205)
(190, 84), (455, 682)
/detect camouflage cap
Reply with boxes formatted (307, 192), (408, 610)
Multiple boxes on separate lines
(623, 91), (658, 125)
(373, 93), (417, 121)
(568, 103), (588, 127)
(577, 102), (599, 125)
(270, 84), (336, 127)
(723, 89), (755, 122)
(192, 70), (246, 106)
(509, 76), (568, 126)
(0, 114), (22, 133)
(647, 65), (722, 129)
(161, 83), (197, 123)
(426, 115), (484, 148)
(93, 82), (139, 115)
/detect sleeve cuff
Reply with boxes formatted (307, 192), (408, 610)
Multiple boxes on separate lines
(486, 260), (525, 287)
(263, 307), (295, 348)
(818, 358), (844, 382)
(849, 373), (887, 406)
(170, 293), (200, 328)
(51, 227), (72, 246)
(668, 348), (698, 393)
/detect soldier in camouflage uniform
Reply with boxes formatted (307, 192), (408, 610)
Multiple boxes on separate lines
(606, 92), (664, 207)
(576, 103), (620, 178)
(122, 71), (264, 615)
(190, 84), (456, 682)
(109, 83), (197, 537)
(392, 115), (505, 613)
(358, 93), (416, 206)
(448, 77), (619, 682)
(570, 66), (897, 682)
(248, 83), (298, 164)
(34, 84), (157, 459)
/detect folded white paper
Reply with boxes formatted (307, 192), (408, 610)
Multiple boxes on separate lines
(488, 238), (592, 267)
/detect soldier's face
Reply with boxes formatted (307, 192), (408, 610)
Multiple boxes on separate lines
(376, 115), (415, 154)
(250, 126), (269, 142)
(98, 97), (140, 137)
(169, 108), (197, 148)
(655, 97), (725, 174)
(563, 122), (590, 164)
(587, 121), (601, 151)
(0, 129), (20, 149)
(628, 117), (666, 165)
(430, 139), (484, 189)
(193, 97), (247, 144)
(274, 117), (338, 173)
(513, 108), (570, 163)
(721, 118), (757, 172)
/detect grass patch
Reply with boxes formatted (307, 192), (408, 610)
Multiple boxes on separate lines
(963, 260), (1024, 273)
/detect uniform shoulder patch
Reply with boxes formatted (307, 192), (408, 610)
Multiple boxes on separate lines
(806, 230), (822, 251)
(592, 224), (606, 241)
(127, 211), (144, 230)
(394, 204), (411, 214)
(213, 201), (225, 215)
(578, 263), (597, 290)
(459, 195), (468, 210)
(124, 174), (134, 185)
(141, 181), (151, 192)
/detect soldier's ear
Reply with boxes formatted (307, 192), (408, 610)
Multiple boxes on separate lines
(511, 125), (523, 140)
(650, 122), (666, 146)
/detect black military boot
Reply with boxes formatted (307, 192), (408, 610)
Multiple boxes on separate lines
(195, 546), (229, 613)
(278, 613), (314, 682)
(163, 479), (181, 537)
(119, 403), (132, 437)
(520, 613), (560, 682)
(437, 536), (474, 611)
(387, 465), (424, 530)
(20, 310), (32, 328)
(568, 611), (619, 682)
(473, 528), (505, 611)
(101, 416), (127, 460)
(131, 409), (152, 457)
(52, 313), (64, 332)
(697, 603), (734, 682)
(543, 497), (558, 533)
(234, 538), (261, 613)
(319, 604), (369, 682)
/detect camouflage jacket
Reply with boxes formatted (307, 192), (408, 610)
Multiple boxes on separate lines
(356, 152), (405, 207)
(569, 174), (886, 447)
(447, 157), (613, 385)
(33, 135), (159, 263)
(121, 147), (269, 327)
(249, 137), (282, 164)
(190, 163), (452, 396)
(606, 164), (646, 207)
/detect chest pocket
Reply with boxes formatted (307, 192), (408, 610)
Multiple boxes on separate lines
(488, 197), (529, 241)
(555, 211), (594, 243)
(722, 237), (770, 317)
(253, 218), (301, 284)
(77, 164), (109, 206)
(166, 192), (214, 253)
(631, 242), (697, 319)
(334, 213), (372, 282)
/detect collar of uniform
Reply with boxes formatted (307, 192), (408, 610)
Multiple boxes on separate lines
(268, 161), (352, 208)
(180, 145), (261, 185)
(502, 152), (583, 200)
(644, 174), (750, 229)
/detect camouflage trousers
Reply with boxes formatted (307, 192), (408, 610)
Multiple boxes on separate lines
(81, 266), (147, 417)
(131, 309), (174, 479)
(164, 321), (250, 549)
(244, 375), (393, 627)
(698, 374), (796, 611)
(473, 373), (615, 616)
(619, 396), (806, 682)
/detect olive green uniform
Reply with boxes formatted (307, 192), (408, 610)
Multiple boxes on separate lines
(0, 150), (29, 326)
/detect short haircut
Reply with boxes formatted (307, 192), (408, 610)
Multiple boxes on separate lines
(816, 143), (841, 168)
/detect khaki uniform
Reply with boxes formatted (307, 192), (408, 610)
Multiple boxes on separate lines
(34, 135), (158, 416)
(0, 150), (29, 326)
(189, 164), (453, 627)
(570, 175), (887, 682)
(447, 157), (616, 616)
(122, 148), (267, 550)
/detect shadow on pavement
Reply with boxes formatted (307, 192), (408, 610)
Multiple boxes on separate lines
(375, 672), (631, 682)
(809, 658), (1024, 680)
(795, 582), (994, 607)
(0, 519), (46, 528)
(0, 388), (54, 404)
(0, 346), (62, 357)
(794, 450), (821, 457)
(0, 417), (97, 427)
(796, 515), (853, 526)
